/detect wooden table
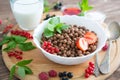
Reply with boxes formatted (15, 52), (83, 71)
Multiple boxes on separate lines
(0, 0), (120, 80)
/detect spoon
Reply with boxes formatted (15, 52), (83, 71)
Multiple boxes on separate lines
(99, 21), (120, 74)
(94, 53), (100, 77)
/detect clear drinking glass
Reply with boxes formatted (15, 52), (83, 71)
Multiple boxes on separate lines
(10, 0), (44, 30)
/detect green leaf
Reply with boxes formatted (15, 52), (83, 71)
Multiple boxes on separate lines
(44, 0), (49, 6)
(12, 35), (27, 43)
(78, 0), (93, 13)
(23, 66), (33, 74)
(43, 28), (54, 38)
(18, 42), (36, 51)
(55, 23), (69, 33)
(78, 11), (85, 16)
(61, 24), (69, 30)
(0, 36), (11, 46)
(16, 59), (33, 66)
(55, 23), (63, 33)
(9, 65), (16, 80)
(46, 23), (55, 31)
(18, 66), (25, 78)
(44, 6), (51, 13)
(3, 41), (16, 51)
(49, 17), (60, 25)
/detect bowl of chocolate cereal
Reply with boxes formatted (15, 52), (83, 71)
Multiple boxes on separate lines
(33, 15), (107, 65)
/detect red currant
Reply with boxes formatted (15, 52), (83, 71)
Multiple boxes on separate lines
(89, 62), (94, 66)
(85, 73), (90, 78)
(88, 66), (94, 71)
(102, 43), (108, 51)
(85, 69), (89, 73)
(0, 19), (2, 24)
(88, 70), (94, 75)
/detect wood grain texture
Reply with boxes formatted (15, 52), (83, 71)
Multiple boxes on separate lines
(1, 15), (120, 80)
(0, 0), (120, 80)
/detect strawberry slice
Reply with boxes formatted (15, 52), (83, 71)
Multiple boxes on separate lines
(76, 38), (88, 51)
(84, 31), (97, 44)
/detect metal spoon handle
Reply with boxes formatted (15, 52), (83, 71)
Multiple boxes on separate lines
(99, 40), (112, 74)
(94, 53), (100, 77)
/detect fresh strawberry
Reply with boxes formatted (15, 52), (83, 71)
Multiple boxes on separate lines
(84, 31), (97, 44)
(76, 38), (88, 51)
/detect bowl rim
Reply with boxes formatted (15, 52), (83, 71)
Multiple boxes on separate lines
(33, 15), (107, 60)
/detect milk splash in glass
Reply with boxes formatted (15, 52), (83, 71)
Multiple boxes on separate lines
(10, 0), (44, 30)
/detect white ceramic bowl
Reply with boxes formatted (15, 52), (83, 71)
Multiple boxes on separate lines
(33, 15), (107, 65)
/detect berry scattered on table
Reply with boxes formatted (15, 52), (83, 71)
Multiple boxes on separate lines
(8, 50), (23, 60)
(61, 77), (69, 80)
(2, 24), (14, 34)
(53, 2), (63, 10)
(102, 43), (108, 51)
(39, 72), (49, 80)
(84, 62), (95, 78)
(59, 71), (73, 80)
(11, 30), (33, 39)
(67, 72), (73, 78)
(0, 19), (2, 24)
(48, 70), (57, 77)
(42, 41), (59, 54)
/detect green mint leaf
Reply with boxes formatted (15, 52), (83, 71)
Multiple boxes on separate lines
(78, 0), (93, 13)
(0, 36), (11, 46)
(44, 0), (49, 7)
(46, 23), (55, 31)
(16, 59), (33, 66)
(44, 6), (51, 13)
(3, 41), (16, 51)
(49, 17), (60, 25)
(44, 28), (54, 38)
(61, 24), (69, 30)
(23, 66), (33, 74)
(18, 66), (25, 78)
(9, 65), (16, 80)
(18, 42), (36, 51)
(78, 11), (85, 16)
(55, 23), (63, 33)
(12, 35), (27, 43)
(55, 23), (69, 33)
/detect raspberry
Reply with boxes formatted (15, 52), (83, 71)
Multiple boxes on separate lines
(48, 70), (57, 77)
(39, 72), (48, 80)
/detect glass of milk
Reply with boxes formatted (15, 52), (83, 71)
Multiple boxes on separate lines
(10, 0), (44, 30)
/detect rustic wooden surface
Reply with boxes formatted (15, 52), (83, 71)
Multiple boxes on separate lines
(0, 0), (120, 80)
(1, 24), (120, 80)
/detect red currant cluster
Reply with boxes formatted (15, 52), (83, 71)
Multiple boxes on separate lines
(85, 62), (95, 78)
(2, 24), (14, 34)
(11, 30), (33, 39)
(39, 70), (57, 80)
(42, 41), (59, 54)
(8, 50), (23, 60)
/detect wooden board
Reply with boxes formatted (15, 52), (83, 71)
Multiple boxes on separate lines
(2, 12), (120, 80)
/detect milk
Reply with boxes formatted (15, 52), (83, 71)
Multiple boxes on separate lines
(12, 0), (43, 30)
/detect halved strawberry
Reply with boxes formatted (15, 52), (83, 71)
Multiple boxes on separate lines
(84, 31), (97, 44)
(76, 38), (88, 51)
